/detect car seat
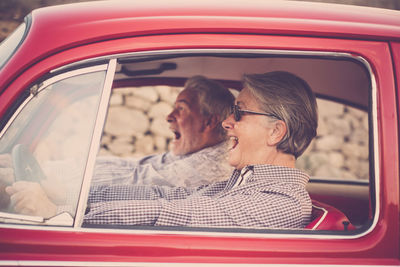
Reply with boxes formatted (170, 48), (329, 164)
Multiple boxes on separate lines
(306, 200), (356, 231)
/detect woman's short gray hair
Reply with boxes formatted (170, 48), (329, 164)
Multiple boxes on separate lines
(243, 71), (318, 158)
(184, 75), (235, 138)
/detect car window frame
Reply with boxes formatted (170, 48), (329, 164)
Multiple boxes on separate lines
(72, 49), (379, 239)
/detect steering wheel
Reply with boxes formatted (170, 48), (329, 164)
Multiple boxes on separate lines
(11, 144), (46, 182)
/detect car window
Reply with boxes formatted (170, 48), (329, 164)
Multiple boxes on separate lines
(87, 52), (373, 233)
(2, 51), (373, 234)
(0, 67), (107, 226)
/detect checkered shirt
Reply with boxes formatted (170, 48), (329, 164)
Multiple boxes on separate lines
(84, 164), (312, 229)
(91, 141), (233, 187)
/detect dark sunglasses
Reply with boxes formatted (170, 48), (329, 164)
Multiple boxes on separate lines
(231, 104), (280, 122)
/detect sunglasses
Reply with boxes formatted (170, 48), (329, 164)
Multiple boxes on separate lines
(231, 104), (280, 122)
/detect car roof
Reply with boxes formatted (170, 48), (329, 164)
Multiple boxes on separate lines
(1, 0), (399, 92)
(29, 0), (400, 42)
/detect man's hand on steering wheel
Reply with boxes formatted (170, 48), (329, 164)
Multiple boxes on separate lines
(5, 181), (57, 218)
(0, 145), (56, 218)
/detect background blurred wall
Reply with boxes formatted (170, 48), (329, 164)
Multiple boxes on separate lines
(101, 86), (369, 181)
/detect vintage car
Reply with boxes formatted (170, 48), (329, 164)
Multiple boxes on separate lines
(0, 0), (399, 265)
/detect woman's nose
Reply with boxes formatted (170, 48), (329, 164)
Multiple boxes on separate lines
(222, 113), (234, 130)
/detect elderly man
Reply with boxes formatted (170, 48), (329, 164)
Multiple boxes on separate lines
(84, 71), (318, 229)
(92, 76), (235, 188)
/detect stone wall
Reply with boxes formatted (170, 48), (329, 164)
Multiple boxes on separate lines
(297, 99), (369, 180)
(100, 86), (369, 181)
(99, 86), (180, 157)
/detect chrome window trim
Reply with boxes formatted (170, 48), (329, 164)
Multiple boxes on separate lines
(74, 59), (117, 227)
(358, 54), (380, 239)
(52, 48), (364, 73)
(309, 205), (328, 230)
(1, 49), (379, 241)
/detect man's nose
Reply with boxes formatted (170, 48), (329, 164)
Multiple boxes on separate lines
(166, 110), (176, 123)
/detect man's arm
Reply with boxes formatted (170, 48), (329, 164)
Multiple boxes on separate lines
(92, 154), (171, 186)
(91, 156), (139, 186)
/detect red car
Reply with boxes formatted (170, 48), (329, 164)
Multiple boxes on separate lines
(0, 0), (399, 265)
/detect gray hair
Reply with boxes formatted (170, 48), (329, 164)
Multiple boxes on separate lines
(184, 75), (235, 138)
(243, 71), (318, 158)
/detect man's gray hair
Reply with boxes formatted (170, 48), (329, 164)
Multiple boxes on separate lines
(184, 76), (235, 138)
(243, 71), (318, 158)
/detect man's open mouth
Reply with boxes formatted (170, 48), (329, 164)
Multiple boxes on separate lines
(173, 131), (181, 140)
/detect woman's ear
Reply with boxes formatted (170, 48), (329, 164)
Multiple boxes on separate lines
(267, 120), (287, 146)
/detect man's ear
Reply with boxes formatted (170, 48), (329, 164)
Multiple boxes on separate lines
(267, 120), (287, 146)
(204, 115), (219, 131)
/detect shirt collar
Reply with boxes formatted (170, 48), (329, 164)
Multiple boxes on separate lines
(237, 164), (309, 187)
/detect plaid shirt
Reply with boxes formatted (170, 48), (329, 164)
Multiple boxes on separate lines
(84, 164), (311, 229)
(91, 142), (233, 187)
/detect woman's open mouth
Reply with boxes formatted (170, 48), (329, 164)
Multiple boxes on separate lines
(229, 136), (239, 151)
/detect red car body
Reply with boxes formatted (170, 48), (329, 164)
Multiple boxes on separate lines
(0, 0), (399, 265)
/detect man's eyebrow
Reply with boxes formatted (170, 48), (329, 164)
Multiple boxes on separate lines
(176, 99), (190, 106)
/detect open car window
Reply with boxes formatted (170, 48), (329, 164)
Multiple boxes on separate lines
(88, 51), (373, 234)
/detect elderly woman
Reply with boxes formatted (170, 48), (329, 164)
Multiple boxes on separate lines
(84, 71), (318, 229)
(220, 71), (318, 228)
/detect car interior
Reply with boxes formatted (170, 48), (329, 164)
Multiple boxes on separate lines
(100, 50), (372, 232)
